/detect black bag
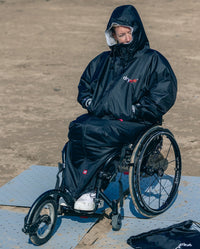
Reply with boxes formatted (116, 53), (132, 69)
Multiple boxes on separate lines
(127, 220), (200, 249)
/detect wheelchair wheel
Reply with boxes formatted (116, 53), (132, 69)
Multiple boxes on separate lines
(129, 128), (181, 217)
(29, 197), (57, 245)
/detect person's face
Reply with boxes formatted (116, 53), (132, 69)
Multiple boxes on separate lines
(113, 26), (133, 44)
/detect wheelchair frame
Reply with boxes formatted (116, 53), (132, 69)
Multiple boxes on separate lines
(22, 125), (182, 245)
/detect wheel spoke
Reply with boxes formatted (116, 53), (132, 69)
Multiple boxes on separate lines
(155, 174), (170, 197)
(139, 135), (178, 209)
(140, 175), (169, 208)
(165, 141), (172, 160)
(167, 159), (176, 165)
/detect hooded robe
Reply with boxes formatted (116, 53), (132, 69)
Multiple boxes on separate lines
(63, 5), (177, 199)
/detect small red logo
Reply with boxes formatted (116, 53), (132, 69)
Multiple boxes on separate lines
(123, 76), (138, 84)
(83, 170), (88, 175)
(129, 79), (138, 83)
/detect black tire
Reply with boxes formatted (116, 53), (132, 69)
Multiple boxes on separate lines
(29, 197), (57, 245)
(112, 214), (122, 231)
(129, 129), (181, 217)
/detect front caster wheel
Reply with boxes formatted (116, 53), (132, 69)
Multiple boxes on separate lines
(112, 214), (122, 231)
(29, 197), (57, 245)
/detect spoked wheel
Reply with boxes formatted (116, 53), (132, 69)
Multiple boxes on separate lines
(129, 128), (181, 217)
(29, 197), (57, 245)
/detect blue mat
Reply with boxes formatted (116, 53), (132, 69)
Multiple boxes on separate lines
(0, 165), (99, 248)
(0, 165), (199, 248)
(0, 165), (129, 208)
(0, 209), (97, 249)
(124, 175), (200, 220)
(0, 165), (57, 207)
(94, 176), (200, 248)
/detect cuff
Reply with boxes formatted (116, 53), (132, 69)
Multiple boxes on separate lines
(132, 105), (136, 114)
(85, 98), (92, 108)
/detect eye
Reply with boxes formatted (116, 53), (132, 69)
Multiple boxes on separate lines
(118, 33), (125, 38)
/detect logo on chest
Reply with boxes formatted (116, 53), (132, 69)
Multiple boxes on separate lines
(123, 75), (138, 84)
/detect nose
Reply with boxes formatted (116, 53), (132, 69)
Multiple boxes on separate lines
(125, 34), (132, 43)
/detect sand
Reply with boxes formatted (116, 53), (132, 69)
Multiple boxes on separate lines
(0, 0), (199, 247)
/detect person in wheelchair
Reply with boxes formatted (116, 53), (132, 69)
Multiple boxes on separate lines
(63, 5), (177, 211)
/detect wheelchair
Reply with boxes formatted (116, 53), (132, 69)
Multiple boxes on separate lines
(22, 125), (182, 245)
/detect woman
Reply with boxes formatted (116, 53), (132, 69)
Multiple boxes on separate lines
(64, 5), (177, 211)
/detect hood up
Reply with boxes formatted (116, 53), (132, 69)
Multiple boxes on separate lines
(105, 5), (149, 53)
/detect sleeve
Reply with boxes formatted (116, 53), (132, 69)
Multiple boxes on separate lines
(77, 60), (95, 109)
(77, 52), (109, 109)
(134, 52), (177, 123)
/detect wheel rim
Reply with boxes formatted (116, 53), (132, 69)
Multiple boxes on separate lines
(34, 202), (56, 239)
(135, 132), (181, 214)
